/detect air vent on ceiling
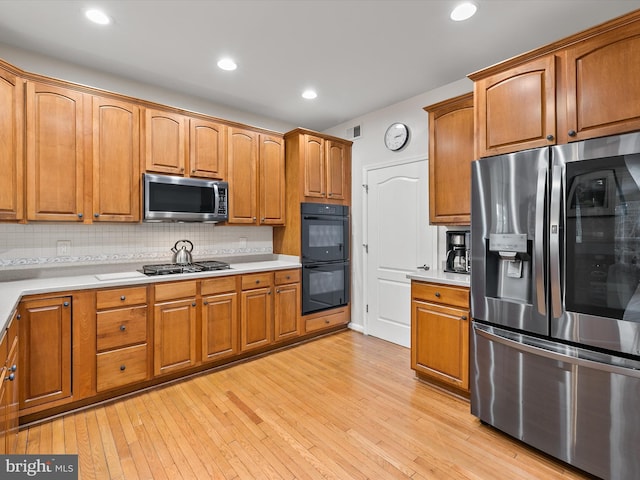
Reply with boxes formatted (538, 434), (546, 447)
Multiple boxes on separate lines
(346, 125), (361, 140)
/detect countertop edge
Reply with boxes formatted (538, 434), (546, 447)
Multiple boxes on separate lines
(406, 270), (471, 288)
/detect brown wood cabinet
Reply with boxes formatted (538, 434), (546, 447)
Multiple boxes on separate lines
(0, 63), (24, 222)
(0, 311), (18, 454)
(25, 81), (87, 221)
(142, 107), (188, 175)
(95, 286), (149, 392)
(411, 281), (470, 396)
(423, 93), (474, 225)
(189, 118), (226, 179)
(91, 96), (141, 222)
(19, 296), (72, 409)
(274, 269), (301, 342)
(240, 272), (274, 352)
(227, 127), (285, 225)
(201, 276), (239, 362)
(471, 11), (640, 157)
(153, 281), (197, 376)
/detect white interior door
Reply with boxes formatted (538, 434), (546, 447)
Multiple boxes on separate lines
(365, 159), (436, 347)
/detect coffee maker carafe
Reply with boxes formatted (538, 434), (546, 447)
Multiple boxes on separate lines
(445, 231), (470, 274)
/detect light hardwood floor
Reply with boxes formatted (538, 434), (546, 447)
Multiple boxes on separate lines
(17, 330), (592, 479)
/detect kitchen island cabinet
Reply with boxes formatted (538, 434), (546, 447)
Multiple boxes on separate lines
(153, 281), (198, 376)
(411, 280), (470, 397)
(423, 93), (474, 225)
(0, 62), (24, 222)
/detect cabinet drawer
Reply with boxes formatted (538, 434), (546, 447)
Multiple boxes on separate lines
(305, 309), (348, 333)
(201, 276), (237, 296)
(96, 344), (148, 392)
(275, 269), (300, 285)
(96, 286), (147, 309)
(412, 282), (469, 309)
(241, 272), (273, 290)
(97, 306), (147, 351)
(154, 281), (197, 302)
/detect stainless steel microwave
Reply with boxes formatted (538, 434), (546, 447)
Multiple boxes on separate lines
(143, 173), (228, 223)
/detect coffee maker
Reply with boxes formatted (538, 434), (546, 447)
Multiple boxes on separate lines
(445, 230), (471, 274)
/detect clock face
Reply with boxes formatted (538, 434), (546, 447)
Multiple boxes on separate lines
(384, 123), (409, 151)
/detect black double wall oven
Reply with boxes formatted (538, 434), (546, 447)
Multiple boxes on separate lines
(301, 203), (350, 315)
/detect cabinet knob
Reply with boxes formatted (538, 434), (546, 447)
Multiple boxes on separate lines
(255, 280), (260, 284)
(16, 314), (20, 320)
(568, 130), (577, 137)
(268, 290), (272, 295)
(461, 315), (468, 320)
(546, 134), (554, 141)
(180, 167), (185, 172)
(120, 365), (126, 371)
(203, 301), (209, 305)
(120, 295), (126, 301)
(10, 365), (16, 372)
(328, 193), (333, 197)
(94, 213), (100, 218)
(261, 217), (265, 222)
(276, 289), (280, 293)
(77, 213), (83, 218)
(286, 275), (290, 280)
(5, 373), (15, 382)
(325, 319), (330, 324)
(63, 301), (69, 307)
(120, 325), (126, 331)
(434, 292), (441, 298)
(192, 302), (197, 307)
(191, 169), (196, 174)
(253, 217), (257, 221)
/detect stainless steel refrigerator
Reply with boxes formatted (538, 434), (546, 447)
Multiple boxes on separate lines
(471, 131), (640, 480)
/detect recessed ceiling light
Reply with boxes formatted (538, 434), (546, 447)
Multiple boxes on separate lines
(302, 89), (317, 100)
(217, 58), (237, 71)
(85, 8), (111, 25)
(450, 2), (477, 21)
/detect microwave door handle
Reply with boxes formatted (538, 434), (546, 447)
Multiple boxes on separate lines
(550, 165), (563, 318)
(535, 167), (547, 316)
(213, 183), (220, 215)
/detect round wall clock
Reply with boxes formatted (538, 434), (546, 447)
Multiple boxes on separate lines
(384, 123), (409, 151)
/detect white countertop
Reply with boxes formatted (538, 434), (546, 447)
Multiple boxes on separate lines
(406, 269), (471, 288)
(0, 255), (301, 332)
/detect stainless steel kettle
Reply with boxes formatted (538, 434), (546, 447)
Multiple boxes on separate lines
(171, 239), (194, 265)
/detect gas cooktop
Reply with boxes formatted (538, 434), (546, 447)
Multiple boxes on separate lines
(140, 260), (231, 276)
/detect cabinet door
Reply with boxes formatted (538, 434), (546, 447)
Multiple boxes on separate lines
(258, 134), (285, 225)
(303, 134), (325, 199)
(19, 296), (72, 409)
(202, 292), (238, 362)
(240, 287), (273, 352)
(143, 108), (187, 175)
(227, 127), (258, 223)
(153, 299), (197, 376)
(565, 21), (640, 141)
(325, 140), (348, 202)
(4, 318), (18, 454)
(274, 282), (301, 342)
(189, 118), (226, 179)
(411, 300), (469, 392)
(475, 55), (556, 157)
(0, 66), (24, 221)
(92, 96), (140, 222)
(26, 82), (86, 221)
(426, 93), (474, 225)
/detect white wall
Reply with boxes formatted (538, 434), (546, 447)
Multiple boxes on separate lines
(323, 78), (473, 331)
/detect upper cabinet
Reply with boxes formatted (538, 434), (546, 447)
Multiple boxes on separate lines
(25, 81), (87, 222)
(470, 11), (640, 157)
(142, 107), (188, 175)
(0, 63), (24, 222)
(189, 118), (226, 179)
(227, 126), (285, 225)
(424, 93), (474, 225)
(91, 96), (141, 222)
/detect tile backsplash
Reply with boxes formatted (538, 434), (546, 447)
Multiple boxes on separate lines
(0, 223), (273, 269)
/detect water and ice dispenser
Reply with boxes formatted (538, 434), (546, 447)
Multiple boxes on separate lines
(488, 233), (531, 303)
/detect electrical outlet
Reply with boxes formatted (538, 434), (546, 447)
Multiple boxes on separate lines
(239, 237), (247, 249)
(57, 240), (71, 256)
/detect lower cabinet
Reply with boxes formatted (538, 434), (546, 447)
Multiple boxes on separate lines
(274, 269), (301, 342)
(201, 276), (239, 363)
(19, 296), (72, 410)
(411, 280), (470, 395)
(0, 311), (18, 454)
(153, 281), (197, 376)
(95, 286), (150, 392)
(240, 272), (274, 352)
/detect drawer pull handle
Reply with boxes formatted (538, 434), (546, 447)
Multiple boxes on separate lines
(121, 295), (126, 301)
(6, 373), (15, 382)
(120, 365), (126, 371)
(120, 325), (126, 331)
(10, 365), (17, 372)
(434, 292), (441, 298)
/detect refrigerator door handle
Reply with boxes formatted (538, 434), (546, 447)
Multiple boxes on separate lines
(549, 165), (563, 318)
(535, 167), (547, 316)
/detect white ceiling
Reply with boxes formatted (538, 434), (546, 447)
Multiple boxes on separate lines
(0, 0), (638, 131)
